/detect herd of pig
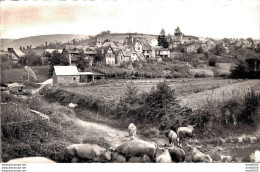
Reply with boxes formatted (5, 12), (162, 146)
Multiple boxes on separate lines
(5, 123), (260, 163)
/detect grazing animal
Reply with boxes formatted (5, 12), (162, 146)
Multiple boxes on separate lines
(165, 130), (179, 146)
(7, 157), (56, 163)
(177, 124), (198, 147)
(186, 143), (213, 163)
(109, 139), (157, 162)
(156, 148), (172, 163)
(168, 146), (186, 163)
(128, 123), (137, 140)
(220, 155), (232, 162)
(250, 150), (260, 162)
(64, 144), (111, 162)
(109, 152), (126, 163)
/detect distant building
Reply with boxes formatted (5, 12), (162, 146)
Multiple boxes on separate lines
(152, 46), (170, 58)
(95, 45), (116, 65)
(62, 47), (80, 66)
(114, 49), (126, 66)
(7, 48), (25, 63)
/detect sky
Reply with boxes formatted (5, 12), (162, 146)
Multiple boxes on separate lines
(1, 0), (260, 39)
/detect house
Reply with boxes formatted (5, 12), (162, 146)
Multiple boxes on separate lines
(7, 48), (25, 63)
(53, 66), (80, 83)
(102, 41), (119, 49)
(114, 49), (126, 65)
(53, 66), (105, 84)
(186, 43), (200, 53)
(122, 47), (139, 62)
(152, 46), (170, 58)
(62, 47), (79, 66)
(142, 43), (152, 58)
(95, 46), (116, 65)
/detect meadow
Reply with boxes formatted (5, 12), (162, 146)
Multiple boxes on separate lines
(62, 78), (243, 103)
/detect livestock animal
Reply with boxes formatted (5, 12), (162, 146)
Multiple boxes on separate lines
(156, 148), (172, 163)
(7, 157), (56, 163)
(186, 143), (213, 163)
(64, 144), (111, 162)
(168, 146), (186, 162)
(177, 124), (198, 147)
(128, 123), (137, 140)
(220, 155), (232, 162)
(109, 139), (157, 162)
(250, 150), (260, 162)
(165, 130), (179, 146)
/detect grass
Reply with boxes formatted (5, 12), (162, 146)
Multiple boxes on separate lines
(178, 79), (260, 109)
(1, 66), (49, 84)
(62, 78), (243, 104)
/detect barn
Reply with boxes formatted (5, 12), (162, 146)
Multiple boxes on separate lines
(53, 66), (80, 84)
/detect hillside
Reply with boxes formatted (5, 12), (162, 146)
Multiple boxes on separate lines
(0, 34), (89, 51)
(81, 33), (158, 46)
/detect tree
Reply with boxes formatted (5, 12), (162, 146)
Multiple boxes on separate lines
(76, 50), (87, 71)
(158, 28), (169, 48)
(210, 44), (225, 55)
(19, 50), (42, 66)
(48, 50), (69, 77)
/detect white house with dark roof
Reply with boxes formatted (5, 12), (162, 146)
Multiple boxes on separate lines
(53, 66), (103, 84)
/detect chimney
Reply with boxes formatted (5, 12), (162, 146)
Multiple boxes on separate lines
(45, 42), (48, 48)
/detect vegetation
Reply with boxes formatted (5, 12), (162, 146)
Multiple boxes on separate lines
(229, 59), (260, 79)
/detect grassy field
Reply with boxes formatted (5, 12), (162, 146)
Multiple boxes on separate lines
(178, 79), (260, 109)
(1, 66), (49, 83)
(62, 78), (243, 103)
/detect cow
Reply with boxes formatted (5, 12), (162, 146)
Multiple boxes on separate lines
(177, 124), (198, 147)
(64, 144), (111, 163)
(128, 123), (137, 140)
(156, 148), (172, 163)
(109, 139), (157, 162)
(186, 143), (213, 163)
(165, 130), (179, 146)
(7, 157), (56, 163)
(250, 150), (260, 162)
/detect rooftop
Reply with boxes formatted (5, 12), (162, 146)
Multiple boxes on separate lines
(54, 66), (79, 76)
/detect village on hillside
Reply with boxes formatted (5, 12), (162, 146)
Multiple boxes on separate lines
(1, 27), (260, 84)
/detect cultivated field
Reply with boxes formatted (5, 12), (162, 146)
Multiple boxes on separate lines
(62, 78), (244, 103)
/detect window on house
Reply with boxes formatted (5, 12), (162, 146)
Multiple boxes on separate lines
(138, 47), (140, 50)
(73, 77), (76, 81)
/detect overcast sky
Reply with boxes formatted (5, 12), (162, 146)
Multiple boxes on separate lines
(1, 0), (260, 39)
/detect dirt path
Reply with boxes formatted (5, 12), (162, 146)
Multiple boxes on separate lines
(31, 79), (53, 94)
(178, 80), (260, 109)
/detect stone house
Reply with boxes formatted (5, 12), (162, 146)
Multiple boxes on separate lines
(53, 66), (80, 84)
(53, 66), (102, 84)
